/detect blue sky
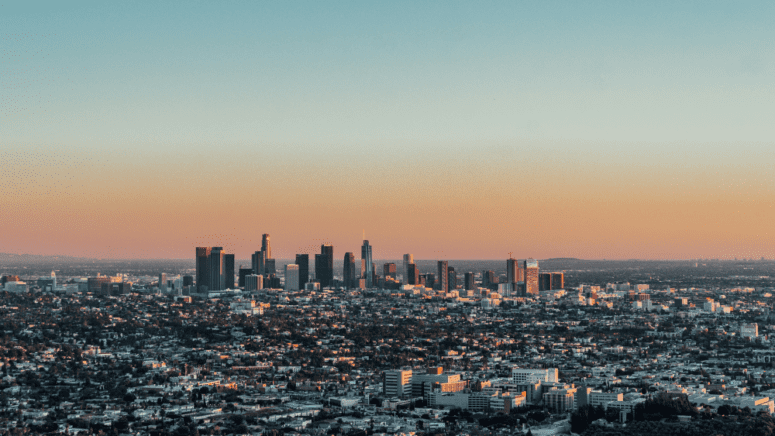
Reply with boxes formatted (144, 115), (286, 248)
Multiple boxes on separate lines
(3, 0), (774, 150)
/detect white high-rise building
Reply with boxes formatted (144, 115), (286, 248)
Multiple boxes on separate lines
(285, 264), (300, 291)
(403, 254), (414, 285)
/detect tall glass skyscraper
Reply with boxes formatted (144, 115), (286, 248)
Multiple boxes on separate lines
(361, 240), (373, 288)
(295, 254), (309, 290)
(437, 260), (448, 293)
(315, 244), (334, 288)
(343, 252), (356, 289)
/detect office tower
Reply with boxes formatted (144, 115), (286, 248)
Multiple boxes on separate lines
(425, 273), (435, 289)
(251, 250), (265, 276)
(285, 264), (300, 291)
(261, 234), (271, 259)
(448, 266), (456, 291)
(383, 369), (413, 397)
(437, 261), (448, 293)
(209, 247), (225, 291)
(196, 247), (212, 291)
(539, 273), (551, 292)
(402, 254), (413, 284)
(315, 244), (334, 288)
(371, 262), (379, 287)
(224, 254), (235, 289)
(295, 254), (310, 290)
(264, 258), (276, 276)
(245, 274), (262, 292)
(383, 263), (396, 280)
(407, 263), (419, 285)
(343, 252), (356, 289)
(361, 240), (373, 288)
(238, 267), (253, 287)
(551, 272), (564, 289)
(266, 274), (281, 289)
(522, 258), (539, 295)
(506, 258), (519, 285)
(182, 275), (194, 287)
(418, 274), (427, 286)
(482, 270), (496, 289)
(158, 273), (167, 291)
(464, 272), (475, 290)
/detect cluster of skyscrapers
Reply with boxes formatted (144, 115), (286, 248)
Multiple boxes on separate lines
(195, 236), (562, 295)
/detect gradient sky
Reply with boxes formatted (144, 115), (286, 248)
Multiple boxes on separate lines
(2, 1), (774, 260)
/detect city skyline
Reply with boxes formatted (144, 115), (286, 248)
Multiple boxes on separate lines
(2, 1), (774, 260)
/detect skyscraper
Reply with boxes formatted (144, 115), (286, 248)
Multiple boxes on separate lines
(196, 247), (212, 291)
(315, 244), (334, 288)
(252, 250), (265, 276)
(209, 247), (225, 291)
(361, 240), (373, 288)
(506, 258), (519, 285)
(261, 234), (271, 259)
(464, 272), (475, 290)
(238, 267), (253, 288)
(295, 254), (310, 290)
(437, 261), (448, 293)
(285, 264), (299, 291)
(264, 258), (276, 277)
(522, 258), (539, 295)
(158, 273), (168, 291)
(448, 267), (456, 291)
(407, 263), (419, 285)
(245, 274), (262, 292)
(343, 252), (356, 289)
(224, 253), (235, 289)
(551, 272), (564, 290)
(402, 254), (413, 285)
(383, 263), (396, 280)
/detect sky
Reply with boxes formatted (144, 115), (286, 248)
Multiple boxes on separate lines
(1, 1), (774, 260)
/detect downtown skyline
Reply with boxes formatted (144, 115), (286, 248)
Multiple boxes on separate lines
(2, 1), (774, 260)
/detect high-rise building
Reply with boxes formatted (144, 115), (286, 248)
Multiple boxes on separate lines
(539, 273), (551, 292)
(251, 250), (265, 276)
(196, 247), (212, 291)
(464, 272), (475, 290)
(361, 240), (373, 288)
(551, 272), (564, 290)
(224, 254), (235, 289)
(264, 258), (276, 277)
(426, 273), (435, 290)
(285, 264), (299, 291)
(209, 247), (225, 291)
(383, 263), (396, 280)
(261, 234), (271, 259)
(183, 275), (194, 287)
(343, 252), (357, 289)
(315, 244), (334, 288)
(158, 273), (168, 291)
(482, 270), (497, 289)
(402, 254), (414, 285)
(245, 274), (262, 292)
(448, 266), (456, 291)
(407, 263), (420, 285)
(295, 254), (310, 290)
(383, 369), (413, 397)
(437, 261), (448, 293)
(506, 258), (519, 285)
(238, 267), (253, 288)
(522, 259), (539, 295)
